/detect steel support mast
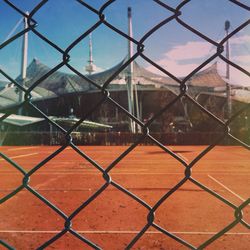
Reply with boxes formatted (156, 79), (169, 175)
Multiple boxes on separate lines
(225, 20), (232, 120)
(18, 12), (29, 114)
(127, 7), (135, 133)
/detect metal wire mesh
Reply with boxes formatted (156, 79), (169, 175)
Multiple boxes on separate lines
(0, 0), (249, 249)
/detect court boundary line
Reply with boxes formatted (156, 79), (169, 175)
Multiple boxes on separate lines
(7, 147), (40, 152)
(1, 172), (250, 175)
(208, 174), (246, 202)
(0, 153), (38, 161)
(0, 230), (249, 235)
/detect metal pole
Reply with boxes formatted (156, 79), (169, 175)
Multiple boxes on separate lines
(225, 20), (232, 120)
(127, 7), (135, 133)
(134, 82), (141, 133)
(89, 33), (93, 65)
(18, 12), (29, 114)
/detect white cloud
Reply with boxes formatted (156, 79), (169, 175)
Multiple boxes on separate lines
(218, 62), (250, 86)
(231, 35), (250, 45)
(146, 40), (214, 77)
(147, 58), (250, 86)
(146, 35), (250, 86)
(165, 41), (214, 61)
(146, 58), (199, 77)
(232, 55), (250, 65)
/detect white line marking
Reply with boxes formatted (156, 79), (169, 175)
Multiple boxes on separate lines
(0, 153), (38, 161)
(0, 230), (249, 235)
(208, 175), (247, 202)
(0, 187), (204, 192)
(0, 172), (249, 176)
(7, 147), (39, 152)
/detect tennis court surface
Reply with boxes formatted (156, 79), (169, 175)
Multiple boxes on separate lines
(0, 145), (249, 249)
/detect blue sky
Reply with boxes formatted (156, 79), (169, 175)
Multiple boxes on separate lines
(0, 0), (249, 85)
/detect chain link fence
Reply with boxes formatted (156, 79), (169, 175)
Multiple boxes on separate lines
(0, 0), (249, 249)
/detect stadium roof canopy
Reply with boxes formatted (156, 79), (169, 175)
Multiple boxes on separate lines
(0, 58), (249, 109)
(0, 80), (9, 91)
(0, 113), (44, 126)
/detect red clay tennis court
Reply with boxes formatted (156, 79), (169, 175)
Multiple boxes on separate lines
(0, 145), (249, 249)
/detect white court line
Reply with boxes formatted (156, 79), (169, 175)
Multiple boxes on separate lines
(0, 172), (250, 176)
(0, 153), (38, 161)
(0, 172), (183, 175)
(208, 174), (247, 202)
(0, 230), (249, 235)
(7, 147), (39, 152)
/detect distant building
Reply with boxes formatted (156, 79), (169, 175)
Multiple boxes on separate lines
(0, 58), (249, 136)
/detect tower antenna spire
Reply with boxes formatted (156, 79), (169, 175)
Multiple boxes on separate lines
(85, 33), (96, 75)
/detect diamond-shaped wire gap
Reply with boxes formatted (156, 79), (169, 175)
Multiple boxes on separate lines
(100, 0), (175, 40)
(27, 0), (100, 50)
(67, 26), (138, 86)
(141, 17), (219, 81)
(0, 189), (65, 246)
(177, 0), (249, 41)
(153, 178), (237, 247)
(192, 145), (250, 205)
(71, 183), (150, 249)
(107, 144), (185, 206)
(28, 145), (106, 215)
(146, 94), (225, 162)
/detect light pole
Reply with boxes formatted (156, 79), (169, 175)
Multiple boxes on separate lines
(225, 20), (232, 120)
